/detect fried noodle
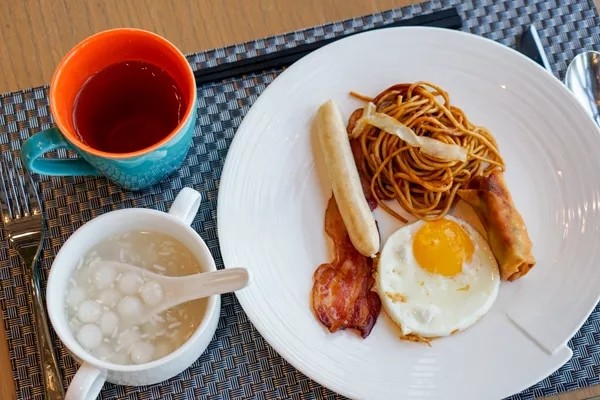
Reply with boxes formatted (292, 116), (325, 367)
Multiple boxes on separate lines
(350, 82), (505, 221)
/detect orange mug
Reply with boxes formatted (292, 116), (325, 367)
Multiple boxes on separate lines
(21, 28), (197, 190)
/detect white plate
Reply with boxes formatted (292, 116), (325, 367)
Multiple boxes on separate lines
(217, 27), (600, 400)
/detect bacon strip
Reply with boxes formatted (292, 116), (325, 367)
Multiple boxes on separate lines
(311, 197), (381, 338)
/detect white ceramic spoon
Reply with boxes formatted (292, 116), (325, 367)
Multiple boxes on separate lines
(95, 260), (249, 325)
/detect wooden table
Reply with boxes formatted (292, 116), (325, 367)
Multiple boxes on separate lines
(0, 1), (599, 400)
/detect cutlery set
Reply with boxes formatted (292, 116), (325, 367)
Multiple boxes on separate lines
(518, 24), (600, 126)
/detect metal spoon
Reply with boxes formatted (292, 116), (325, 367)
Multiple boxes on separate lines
(564, 50), (600, 126)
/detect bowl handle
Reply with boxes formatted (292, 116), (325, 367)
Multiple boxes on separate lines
(168, 187), (202, 225)
(65, 362), (107, 400)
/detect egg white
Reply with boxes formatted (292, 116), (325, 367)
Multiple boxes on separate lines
(376, 215), (500, 338)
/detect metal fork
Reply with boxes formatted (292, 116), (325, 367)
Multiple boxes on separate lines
(0, 153), (64, 399)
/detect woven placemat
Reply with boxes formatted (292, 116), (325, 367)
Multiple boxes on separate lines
(1, 0), (599, 399)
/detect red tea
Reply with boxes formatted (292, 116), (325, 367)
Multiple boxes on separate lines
(73, 60), (187, 154)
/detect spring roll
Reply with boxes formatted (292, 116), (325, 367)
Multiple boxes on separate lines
(458, 171), (535, 281)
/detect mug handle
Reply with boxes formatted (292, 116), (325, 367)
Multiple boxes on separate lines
(168, 187), (202, 225)
(20, 128), (99, 176)
(65, 362), (107, 400)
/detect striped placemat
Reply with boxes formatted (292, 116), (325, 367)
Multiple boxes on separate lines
(0, 0), (599, 399)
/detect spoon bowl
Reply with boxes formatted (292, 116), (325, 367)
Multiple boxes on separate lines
(564, 50), (600, 126)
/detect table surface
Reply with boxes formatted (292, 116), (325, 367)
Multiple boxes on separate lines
(1, 2), (599, 400)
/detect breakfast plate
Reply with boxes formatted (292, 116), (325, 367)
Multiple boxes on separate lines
(217, 27), (600, 399)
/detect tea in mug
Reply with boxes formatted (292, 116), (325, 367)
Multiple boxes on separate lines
(73, 60), (187, 154)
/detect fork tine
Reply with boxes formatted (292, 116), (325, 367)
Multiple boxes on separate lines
(22, 167), (39, 215)
(12, 156), (31, 217)
(0, 156), (14, 220)
(4, 154), (23, 218)
(6, 152), (37, 217)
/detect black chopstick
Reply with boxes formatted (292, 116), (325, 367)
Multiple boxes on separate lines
(193, 7), (462, 86)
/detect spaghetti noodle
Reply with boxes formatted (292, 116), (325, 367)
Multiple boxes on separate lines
(349, 82), (504, 221)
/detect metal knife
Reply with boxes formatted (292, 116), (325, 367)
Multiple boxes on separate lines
(517, 24), (552, 71)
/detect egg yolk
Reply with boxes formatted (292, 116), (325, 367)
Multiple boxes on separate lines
(413, 219), (474, 277)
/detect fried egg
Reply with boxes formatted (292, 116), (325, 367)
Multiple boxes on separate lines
(376, 216), (499, 338)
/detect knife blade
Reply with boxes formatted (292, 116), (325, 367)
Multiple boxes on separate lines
(517, 24), (552, 71)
